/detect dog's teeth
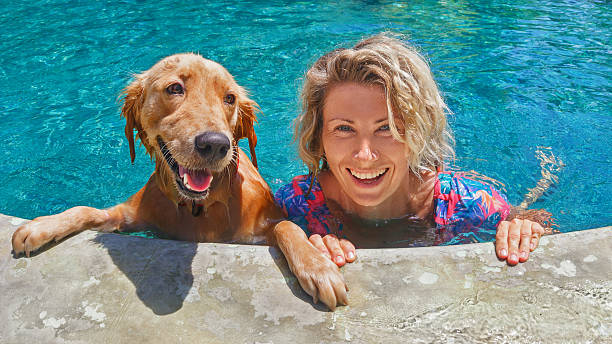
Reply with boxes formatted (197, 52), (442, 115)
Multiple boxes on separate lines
(183, 173), (190, 190)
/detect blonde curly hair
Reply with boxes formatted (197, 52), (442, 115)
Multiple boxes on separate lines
(295, 32), (454, 178)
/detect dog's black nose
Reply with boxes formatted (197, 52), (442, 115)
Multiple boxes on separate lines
(194, 132), (230, 161)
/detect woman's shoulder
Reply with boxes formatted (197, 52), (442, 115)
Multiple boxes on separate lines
(274, 174), (334, 236)
(434, 170), (511, 228)
(274, 174), (324, 213)
(436, 170), (507, 198)
(275, 175), (319, 199)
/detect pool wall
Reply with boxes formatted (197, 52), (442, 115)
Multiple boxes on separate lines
(1, 213), (610, 343)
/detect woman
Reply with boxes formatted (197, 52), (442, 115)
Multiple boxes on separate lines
(272, 33), (547, 310)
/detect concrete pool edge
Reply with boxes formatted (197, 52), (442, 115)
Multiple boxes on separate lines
(0, 213), (610, 343)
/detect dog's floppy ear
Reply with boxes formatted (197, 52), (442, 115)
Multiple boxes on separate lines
(120, 77), (145, 164)
(234, 97), (260, 168)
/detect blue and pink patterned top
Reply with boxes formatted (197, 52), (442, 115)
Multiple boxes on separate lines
(274, 171), (511, 246)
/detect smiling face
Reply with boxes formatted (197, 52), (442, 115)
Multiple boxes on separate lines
(321, 82), (410, 209)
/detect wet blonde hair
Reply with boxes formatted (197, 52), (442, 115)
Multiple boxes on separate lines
(295, 32), (454, 177)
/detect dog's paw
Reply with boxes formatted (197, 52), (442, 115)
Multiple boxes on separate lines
(290, 246), (349, 311)
(12, 218), (56, 257)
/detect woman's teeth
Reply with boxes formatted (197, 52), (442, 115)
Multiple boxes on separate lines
(348, 168), (387, 180)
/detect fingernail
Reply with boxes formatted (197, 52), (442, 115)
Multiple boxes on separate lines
(520, 251), (528, 260)
(500, 249), (507, 257)
(530, 242), (536, 250)
(335, 255), (344, 264)
(509, 254), (518, 262)
(347, 252), (355, 260)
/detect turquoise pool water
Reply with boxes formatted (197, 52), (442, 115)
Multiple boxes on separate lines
(0, 1), (610, 233)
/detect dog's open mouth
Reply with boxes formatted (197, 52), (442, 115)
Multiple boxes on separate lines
(178, 165), (212, 192)
(157, 137), (212, 199)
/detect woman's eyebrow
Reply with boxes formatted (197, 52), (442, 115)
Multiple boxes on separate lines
(326, 118), (389, 123)
(327, 117), (354, 123)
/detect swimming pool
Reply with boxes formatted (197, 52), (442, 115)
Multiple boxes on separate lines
(0, 0), (610, 233)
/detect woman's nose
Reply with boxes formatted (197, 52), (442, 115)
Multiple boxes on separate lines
(354, 139), (378, 161)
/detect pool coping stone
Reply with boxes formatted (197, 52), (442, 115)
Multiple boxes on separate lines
(1, 213), (610, 343)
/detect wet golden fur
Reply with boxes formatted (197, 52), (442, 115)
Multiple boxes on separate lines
(12, 53), (282, 255)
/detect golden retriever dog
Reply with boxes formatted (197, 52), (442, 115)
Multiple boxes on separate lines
(12, 53), (349, 311)
(12, 53), (284, 255)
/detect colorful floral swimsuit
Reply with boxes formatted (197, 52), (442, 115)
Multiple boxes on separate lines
(274, 171), (511, 246)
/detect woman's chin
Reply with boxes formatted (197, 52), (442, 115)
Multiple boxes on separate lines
(346, 191), (388, 208)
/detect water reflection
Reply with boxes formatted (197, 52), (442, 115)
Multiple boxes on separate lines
(0, 0), (609, 230)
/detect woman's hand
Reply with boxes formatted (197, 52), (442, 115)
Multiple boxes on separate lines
(308, 234), (356, 267)
(495, 218), (545, 265)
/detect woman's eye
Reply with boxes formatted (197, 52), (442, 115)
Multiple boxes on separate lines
(335, 125), (353, 132)
(224, 94), (236, 105)
(166, 83), (184, 95)
(378, 124), (390, 131)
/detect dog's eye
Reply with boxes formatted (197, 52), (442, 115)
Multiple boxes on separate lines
(224, 94), (236, 105)
(166, 83), (184, 95)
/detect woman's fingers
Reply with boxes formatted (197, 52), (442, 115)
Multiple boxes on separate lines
(339, 239), (356, 263)
(506, 219), (522, 265)
(309, 234), (330, 259)
(309, 234), (357, 267)
(323, 234), (346, 266)
(495, 220), (510, 259)
(518, 220), (532, 263)
(530, 232), (540, 252)
(496, 219), (544, 265)
(530, 223), (544, 251)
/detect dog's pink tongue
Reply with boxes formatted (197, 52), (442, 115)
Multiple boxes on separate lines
(179, 166), (213, 192)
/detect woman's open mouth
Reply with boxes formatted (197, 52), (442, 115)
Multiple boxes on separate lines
(347, 168), (388, 186)
(158, 137), (213, 199)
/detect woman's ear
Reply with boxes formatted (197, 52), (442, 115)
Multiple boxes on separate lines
(235, 97), (260, 168)
(120, 77), (145, 164)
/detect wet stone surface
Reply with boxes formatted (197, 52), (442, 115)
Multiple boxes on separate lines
(1, 213), (610, 343)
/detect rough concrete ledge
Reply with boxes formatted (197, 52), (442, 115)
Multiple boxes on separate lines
(0, 213), (610, 343)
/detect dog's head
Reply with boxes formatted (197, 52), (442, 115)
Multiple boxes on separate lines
(120, 53), (259, 203)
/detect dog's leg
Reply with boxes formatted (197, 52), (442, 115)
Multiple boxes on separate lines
(11, 203), (133, 257)
(272, 221), (348, 310)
